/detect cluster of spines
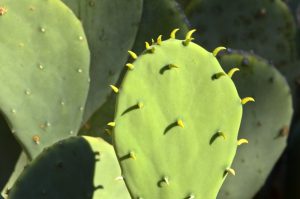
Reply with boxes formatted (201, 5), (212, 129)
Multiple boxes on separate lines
(109, 29), (255, 198)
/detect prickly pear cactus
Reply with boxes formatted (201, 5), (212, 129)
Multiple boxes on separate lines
(79, 0), (191, 142)
(185, 0), (296, 67)
(62, 0), (143, 122)
(8, 136), (130, 199)
(0, 0), (90, 159)
(216, 50), (293, 199)
(112, 30), (252, 199)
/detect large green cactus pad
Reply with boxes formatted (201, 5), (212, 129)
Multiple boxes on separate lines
(8, 136), (130, 199)
(185, 0), (296, 67)
(62, 0), (143, 122)
(0, 0), (90, 159)
(217, 50), (293, 199)
(113, 35), (245, 199)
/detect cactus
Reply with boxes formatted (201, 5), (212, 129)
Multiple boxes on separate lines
(216, 50), (293, 199)
(112, 30), (252, 199)
(0, 0), (299, 198)
(78, 0), (191, 144)
(61, 0), (143, 122)
(184, 0), (296, 67)
(0, 0), (90, 159)
(8, 136), (130, 199)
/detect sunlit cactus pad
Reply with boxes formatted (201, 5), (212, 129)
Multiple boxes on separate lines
(113, 31), (249, 199)
(0, 0), (90, 159)
(8, 136), (130, 199)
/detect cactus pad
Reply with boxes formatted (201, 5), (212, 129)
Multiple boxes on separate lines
(217, 50), (293, 199)
(113, 32), (248, 198)
(8, 136), (130, 199)
(0, 0), (90, 159)
(185, 0), (296, 67)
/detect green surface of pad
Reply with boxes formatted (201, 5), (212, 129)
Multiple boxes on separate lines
(114, 37), (244, 199)
(0, 0), (90, 159)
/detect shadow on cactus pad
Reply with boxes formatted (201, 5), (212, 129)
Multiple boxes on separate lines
(8, 136), (130, 199)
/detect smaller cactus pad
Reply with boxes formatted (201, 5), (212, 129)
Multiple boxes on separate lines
(113, 30), (251, 199)
(185, 0), (296, 67)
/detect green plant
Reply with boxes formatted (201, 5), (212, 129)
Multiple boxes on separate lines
(112, 32), (252, 199)
(1, 0), (299, 198)
(183, 0), (296, 68)
(0, 0), (90, 160)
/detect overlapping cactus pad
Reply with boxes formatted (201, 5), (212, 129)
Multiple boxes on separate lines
(185, 0), (296, 66)
(8, 136), (130, 199)
(113, 30), (251, 199)
(0, 0), (90, 159)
